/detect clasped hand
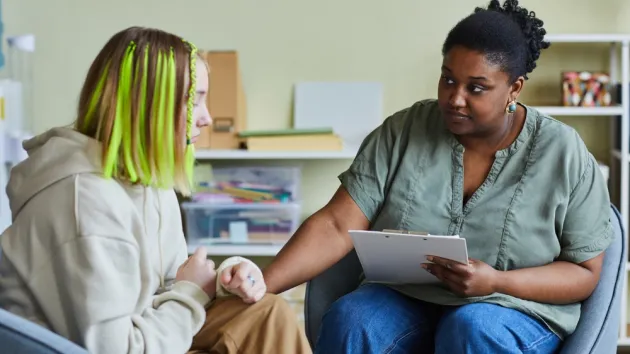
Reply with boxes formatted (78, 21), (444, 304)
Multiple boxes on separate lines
(220, 259), (267, 304)
(422, 256), (499, 297)
(176, 247), (266, 304)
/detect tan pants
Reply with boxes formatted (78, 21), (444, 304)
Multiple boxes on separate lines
(188, 294), (312, 354)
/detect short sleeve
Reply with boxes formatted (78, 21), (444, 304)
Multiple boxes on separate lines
(338, 116), (399, 223)
(558, 155), (614, 264)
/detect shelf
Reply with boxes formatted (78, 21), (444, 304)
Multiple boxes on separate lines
(545, 34), (630, 43)
(515, 33), (630, 347)
(613, 150), (630, 160)
(195, 149), (358, 160)
(533, 106), (624, 116)
(187, 243), (284, 256)
(619, 336), (630, 346)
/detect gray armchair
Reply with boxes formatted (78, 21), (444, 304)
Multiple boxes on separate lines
(0, 309), (88, 353)
(305, 205), (627, 353)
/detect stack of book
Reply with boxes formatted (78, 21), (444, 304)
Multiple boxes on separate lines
(238, 127), (343, 152)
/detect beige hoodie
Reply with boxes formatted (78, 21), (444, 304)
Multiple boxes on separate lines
(0, 127), (256, 353)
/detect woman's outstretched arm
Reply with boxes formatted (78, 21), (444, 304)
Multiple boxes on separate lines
(263, 187), (369, 294)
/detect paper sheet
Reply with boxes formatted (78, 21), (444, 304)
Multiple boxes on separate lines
(293, 81), (383, 150)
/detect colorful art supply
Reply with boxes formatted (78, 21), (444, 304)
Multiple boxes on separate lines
(562, 71), (613, 107)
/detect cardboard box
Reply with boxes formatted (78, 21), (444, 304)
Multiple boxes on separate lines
(195, 51), (247, 149)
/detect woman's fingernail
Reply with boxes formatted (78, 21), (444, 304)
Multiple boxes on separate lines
(426, 256), (433, 261)
(421, 264), (427, 269)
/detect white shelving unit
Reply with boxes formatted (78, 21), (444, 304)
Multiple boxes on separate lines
(187, 243), (283, 257)
(192, 149), (357, 257)
(534, 106), (624, 116)
(195, 148), (358, 160)
(539, 34), (630, 346)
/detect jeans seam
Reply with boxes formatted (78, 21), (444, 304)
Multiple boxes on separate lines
(383, 325), (423, 354)
(521, 332), (557, 352)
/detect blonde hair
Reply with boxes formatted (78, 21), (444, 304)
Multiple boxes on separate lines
(75, 26), (199, 195)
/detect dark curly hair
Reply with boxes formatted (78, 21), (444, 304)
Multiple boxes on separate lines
(442, 0), (550, 82)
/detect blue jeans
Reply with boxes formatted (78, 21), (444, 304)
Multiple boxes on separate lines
(315, 284), (561, 354)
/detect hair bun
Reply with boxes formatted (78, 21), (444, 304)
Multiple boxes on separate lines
(482, 0), (550, 76)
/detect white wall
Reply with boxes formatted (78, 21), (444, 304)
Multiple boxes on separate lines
(3, 0), (629, 217)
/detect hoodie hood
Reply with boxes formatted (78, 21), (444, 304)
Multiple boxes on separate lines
(7, 127), (103, 219)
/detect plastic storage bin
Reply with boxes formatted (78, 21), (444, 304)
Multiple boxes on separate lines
(182, 202), (301, 247)
(193, 166), (301, 204)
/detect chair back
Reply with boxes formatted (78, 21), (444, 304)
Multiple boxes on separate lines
(0, 308), (88, 354)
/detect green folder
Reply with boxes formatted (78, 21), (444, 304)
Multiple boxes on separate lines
(238, 127), (334, 138)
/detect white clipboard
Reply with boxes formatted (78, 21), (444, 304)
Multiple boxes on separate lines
(349, 229), (469, 285)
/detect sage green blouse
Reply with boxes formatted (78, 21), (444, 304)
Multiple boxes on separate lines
(339, 99), (613, 339)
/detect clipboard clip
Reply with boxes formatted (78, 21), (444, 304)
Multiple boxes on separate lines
(382, 229), (428, 236)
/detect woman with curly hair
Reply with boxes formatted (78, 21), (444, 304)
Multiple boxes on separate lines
(263, 1), (612, 353)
